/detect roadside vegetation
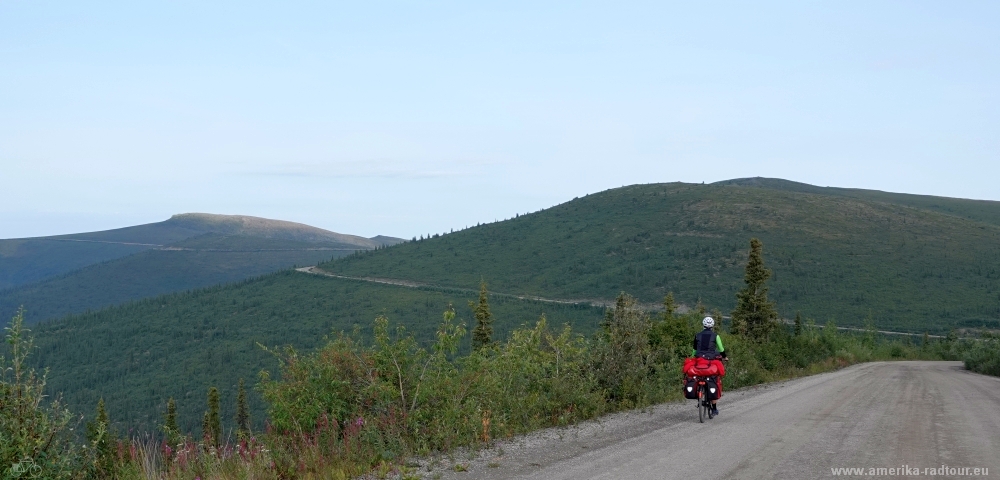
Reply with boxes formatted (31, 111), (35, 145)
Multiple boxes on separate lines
(4, 238), (991, 479)
(960, 332), (1000, 376)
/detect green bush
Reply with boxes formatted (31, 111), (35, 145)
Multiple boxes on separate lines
(963, 336), (1000, 376)
(0, 308), (81, 480)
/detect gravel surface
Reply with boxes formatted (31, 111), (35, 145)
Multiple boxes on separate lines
(400, 361), (1000, 479)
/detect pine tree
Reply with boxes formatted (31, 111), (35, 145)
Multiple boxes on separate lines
(657, 292), (692, 350)
(471, 280), (494, 350)
(235, 379), (250, 439)
(593, 293), (653, 403)
(794, 312), (803, 336)
(711, 308), (724, 332)
(662, 292), (677, 319)
(86, 398), (115, 476)
(202, 411), (212, 445)
(163, 397), (180, 445)
(204, 386), (221, 447)
(731, 238), (779, 341)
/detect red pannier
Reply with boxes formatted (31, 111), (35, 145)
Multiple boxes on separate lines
(683, 357), (725, 377)
(682, 357), (725, 399)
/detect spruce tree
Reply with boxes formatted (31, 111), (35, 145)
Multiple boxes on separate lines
(204, 386), (221, 447)
(711, 308), (724, 332)
(235, 379), (250, 439)
(471, 280), (494, 350)
(794, 312), (803, 336)
(86, 398), (115, 477)
(202, 412), (212, 445)
(658, 292), (692, 349)
(731, 238), (779, 341)
(163, 397), (179, 445)
(662, 292), (677, 319)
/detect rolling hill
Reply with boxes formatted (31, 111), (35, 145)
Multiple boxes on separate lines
(323, 179), (1000, 332)
(20, 179), (1000, 433)
(0, 214), (404, 323)
(0, 213), (400, 290)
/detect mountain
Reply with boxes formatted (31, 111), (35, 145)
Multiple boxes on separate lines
(23, 179), (1000, 432)
(161, 213), (393, 248)
(322, 180), (1000, 332)
(1, 215), (405, 322)
(0, 213), (402, 290)
(0, 235), (351, 323)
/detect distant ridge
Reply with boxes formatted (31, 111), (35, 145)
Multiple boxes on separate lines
(370, 235), (406, 247)
(164, 213), (384, 248)
(0, 213), (403, 291)
(0, 213), (405, 322)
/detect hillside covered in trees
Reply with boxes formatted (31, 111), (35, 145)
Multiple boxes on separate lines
(31, 272), (605, 432)
(325, 179), (1000, 332)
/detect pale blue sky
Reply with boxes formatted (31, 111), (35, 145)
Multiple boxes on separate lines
(2, 1), (998, 239)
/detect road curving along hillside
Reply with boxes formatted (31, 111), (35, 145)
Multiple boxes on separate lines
(423, 362), (999, 479)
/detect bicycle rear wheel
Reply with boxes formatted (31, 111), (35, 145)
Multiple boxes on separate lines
(698, 396), (704, 423)
(698, 386), (708, 423)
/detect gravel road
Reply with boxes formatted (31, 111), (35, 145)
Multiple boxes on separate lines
(415, 361), (999, 479)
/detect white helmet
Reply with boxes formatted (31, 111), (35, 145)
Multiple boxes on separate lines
(703, 317), (715, 328)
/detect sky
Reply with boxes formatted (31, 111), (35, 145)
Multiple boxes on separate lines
(2, 1), (998, 239)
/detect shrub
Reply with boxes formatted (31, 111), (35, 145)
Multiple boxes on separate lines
(0, 308), (81, 480)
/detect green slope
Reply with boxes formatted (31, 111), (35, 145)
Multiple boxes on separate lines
(30, 272), (604, 433)
(322, 182), (1000, 332)
(715, 177), (1000, 227)
(0, 234), (360, 323)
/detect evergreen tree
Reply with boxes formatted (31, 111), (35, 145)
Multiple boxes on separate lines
(163, 397), (180, 445)
(711, 308), (724, 332)
(202, 411), (211, 445)
(86, 398), (116, 477)
(235, 379), (251, 439)
(794, 312), (803, 336)
(662, 292), (677, 319)
(204, 386), (221, 447)
(731, 238), (779, 341)
(593, 293), (653, 403)
(470, 280), (494, 350)
(695, 299), (706, 318)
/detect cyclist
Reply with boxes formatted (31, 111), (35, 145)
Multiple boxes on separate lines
(691, 316), (727, 416)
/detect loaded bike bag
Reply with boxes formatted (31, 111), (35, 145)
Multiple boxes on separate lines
(684, 378), (699, 399)
(704, 378), (720, 400)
